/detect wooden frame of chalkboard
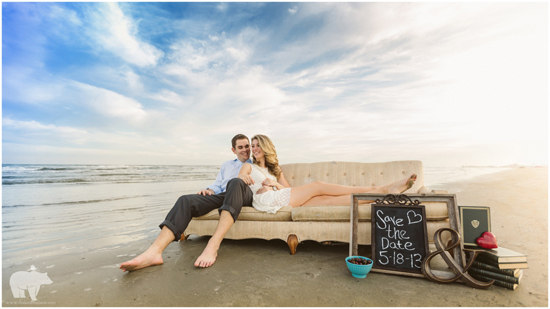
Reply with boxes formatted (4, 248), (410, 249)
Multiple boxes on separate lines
(371, 203), (429, 275)
(349, 193), (464, 278)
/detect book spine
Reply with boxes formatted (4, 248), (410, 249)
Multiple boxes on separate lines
(476, 255), (528, 269)
(469, 273), (517, 290)
(475, 255), (500, 268)
(469, 267), (519, 284)
(478, 252), (499, 263)
(472, 261), (516, 276)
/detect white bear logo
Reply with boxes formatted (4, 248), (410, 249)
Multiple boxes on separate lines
(9, 265), (53, 301)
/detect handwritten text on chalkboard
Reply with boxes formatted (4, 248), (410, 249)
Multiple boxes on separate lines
(372, 204), (429, 274)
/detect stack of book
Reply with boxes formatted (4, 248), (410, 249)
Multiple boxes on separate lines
(467, 246), (528, 290)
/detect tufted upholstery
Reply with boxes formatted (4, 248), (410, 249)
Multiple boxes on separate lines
(281, 161), (425, 193)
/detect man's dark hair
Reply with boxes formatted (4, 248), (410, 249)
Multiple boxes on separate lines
(231, 134), (249, 149)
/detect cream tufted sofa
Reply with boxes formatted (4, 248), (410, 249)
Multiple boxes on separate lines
(184, 161), (450, 254)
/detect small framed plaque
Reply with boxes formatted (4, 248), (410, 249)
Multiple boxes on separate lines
(458, 206), (491, 247)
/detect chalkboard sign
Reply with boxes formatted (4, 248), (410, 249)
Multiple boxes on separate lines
(371, 203), (429, 275)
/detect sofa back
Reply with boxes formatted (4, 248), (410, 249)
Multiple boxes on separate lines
(280, 161), (424, 193)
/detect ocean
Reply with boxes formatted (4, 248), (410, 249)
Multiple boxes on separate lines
(1, 163), (512, 187)
(1, 164), (511, 267)
(1, 164), (219, 186)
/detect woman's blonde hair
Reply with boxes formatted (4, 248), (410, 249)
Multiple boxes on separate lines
(252, 134), (281, 179)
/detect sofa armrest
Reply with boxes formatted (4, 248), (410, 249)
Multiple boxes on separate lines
(418, 186), (448, 194)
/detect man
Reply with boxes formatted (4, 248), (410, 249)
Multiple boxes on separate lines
(120, 134), (255, 271)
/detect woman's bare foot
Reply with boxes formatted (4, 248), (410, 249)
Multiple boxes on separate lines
(119, 249), (164, 272)
(194, 246), (218, 268)
(386, 174), (417, 194)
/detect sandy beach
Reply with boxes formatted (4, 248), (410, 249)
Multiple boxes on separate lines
(2, 166), (547, 307)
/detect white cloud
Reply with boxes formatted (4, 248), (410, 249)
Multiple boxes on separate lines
(198, 66), (287, 112)
(123, 70), (144, 91)
(2, 65), (148, 124)
(88, 3), (164, 67)
(3, 118), (86, 135)
(73, 81), (148, 123)
(162, 26), (261, 94)
(154, 3), (545, 166)
(2, 66), (65, 104)
(216, 3), (228, 12)
(148, 89), (186, 106)
(3, 118), (89, 144)
(3, 3), (546, 166)
(48, 4), (81, 27)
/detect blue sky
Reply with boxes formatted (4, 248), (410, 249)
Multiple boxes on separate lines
(2, 2), (548, 166)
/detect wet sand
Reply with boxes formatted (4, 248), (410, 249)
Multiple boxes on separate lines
(2, 167), (547, 306)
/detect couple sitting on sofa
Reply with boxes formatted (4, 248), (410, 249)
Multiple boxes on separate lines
(119, 134), (417, 271)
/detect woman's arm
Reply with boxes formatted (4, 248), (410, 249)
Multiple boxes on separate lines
(263, 170), (290, 190)
(276, 171), (291, 189)
(237, 163), (255, 185)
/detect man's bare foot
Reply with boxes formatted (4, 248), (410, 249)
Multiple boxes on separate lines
(194, 246), (217, 268)
(119, 250), (163, 272)
(386, 174), (417, 194)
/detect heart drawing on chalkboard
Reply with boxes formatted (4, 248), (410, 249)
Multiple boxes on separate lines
(407, 210), (422, 225)
(471, 220), (480, 228)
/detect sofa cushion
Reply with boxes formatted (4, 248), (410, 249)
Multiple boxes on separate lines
(291, 202), (449, 222)
(194, 202), (448, 222)
(194, 205), (293, 221)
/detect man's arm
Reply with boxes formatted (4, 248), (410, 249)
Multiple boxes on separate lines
(198, 162), (226, 195)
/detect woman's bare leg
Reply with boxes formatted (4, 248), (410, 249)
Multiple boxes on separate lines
(289, 174), (416, 207)
(301, 194), (345, 206)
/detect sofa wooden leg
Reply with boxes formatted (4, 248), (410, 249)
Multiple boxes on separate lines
(180, 234), (189, 241)
(287, 234), (298, 255)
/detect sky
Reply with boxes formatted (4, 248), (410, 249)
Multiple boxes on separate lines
(2, 2), (548, 167)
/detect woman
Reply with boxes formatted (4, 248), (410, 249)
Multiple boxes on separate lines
(238, 135), (417, 213)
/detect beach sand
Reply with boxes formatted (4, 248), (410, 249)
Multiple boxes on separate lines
(2, 167), (547, 306)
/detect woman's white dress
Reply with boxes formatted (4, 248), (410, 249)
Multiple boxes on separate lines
(248, 164), (291, 213)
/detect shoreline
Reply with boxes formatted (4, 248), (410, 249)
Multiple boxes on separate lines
(2, 166), (547, 306)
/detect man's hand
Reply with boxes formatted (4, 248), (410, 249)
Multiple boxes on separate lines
(255, 185), (273, 195)
(197, 188), (215, 196)
(239, 174), (255, 185)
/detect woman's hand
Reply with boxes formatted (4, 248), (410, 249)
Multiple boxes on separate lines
(261, 178), (278, 187)
(238, 174), (255, 185)
(256, 185), (274, 195)
(237, 163), (254, 185)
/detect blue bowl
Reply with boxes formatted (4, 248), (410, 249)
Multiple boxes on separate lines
(345, 256), (373, 278)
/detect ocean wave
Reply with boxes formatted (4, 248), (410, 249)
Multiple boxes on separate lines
(95, 173), (141, 177)
(2, 194), (153, 208)
(93, 166), (131, 170)
(2, 177), (216, 185)
(3, 178), (90, 185)
(2, 165), (42, 172)
(2, 164), (220, 186)
(38, 167), (75, 171)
